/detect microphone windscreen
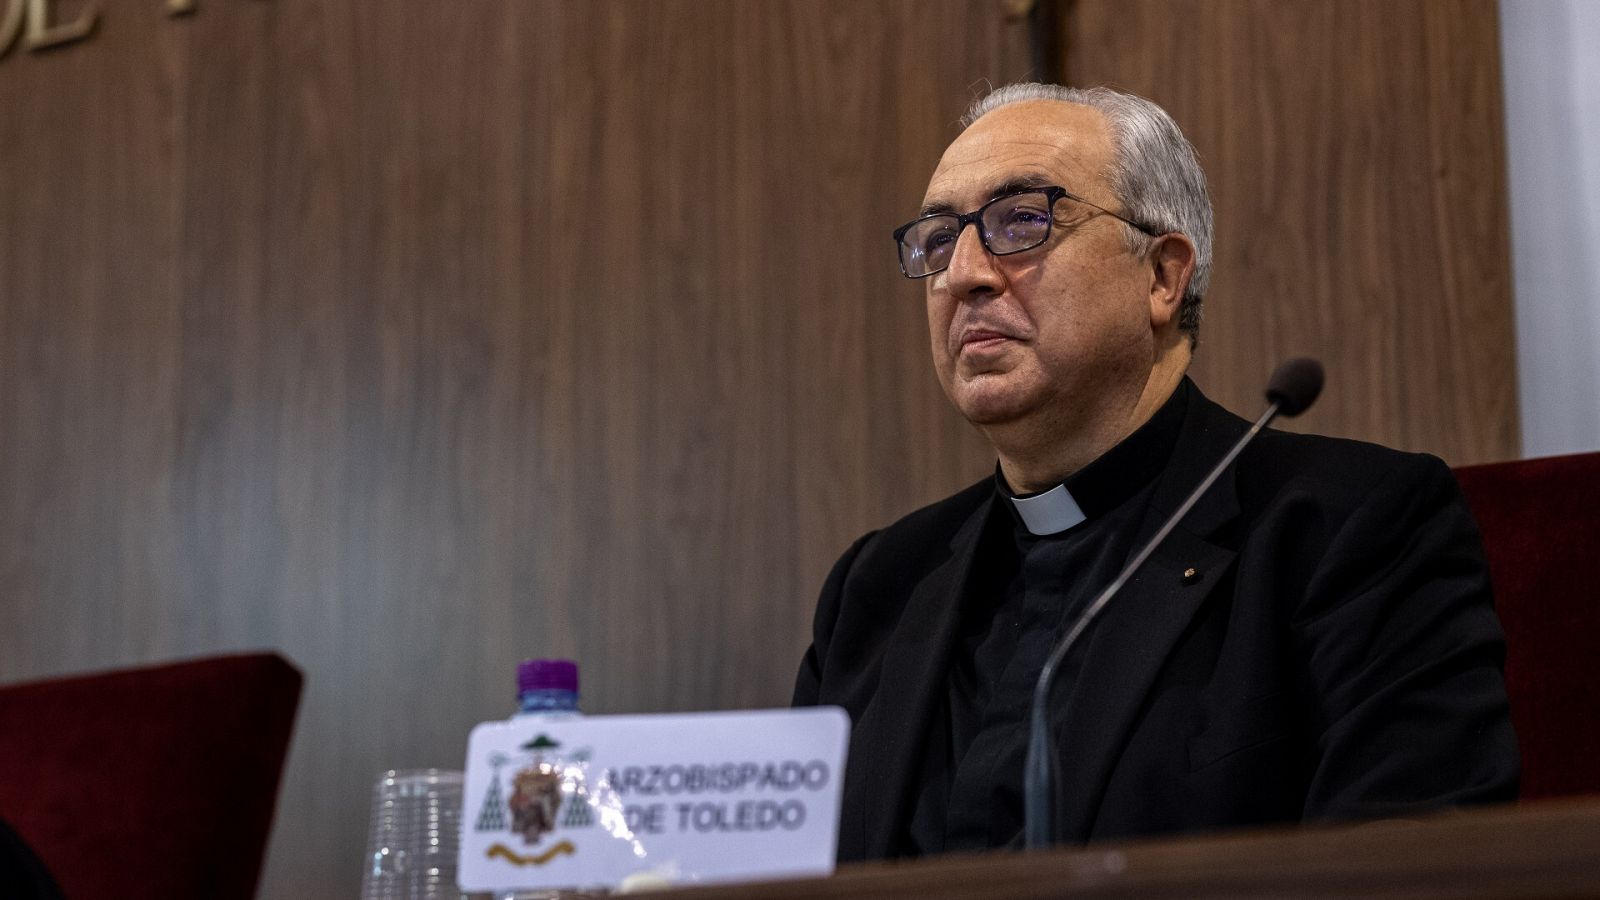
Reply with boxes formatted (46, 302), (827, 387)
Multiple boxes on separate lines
(1266, 358), (1324, 417)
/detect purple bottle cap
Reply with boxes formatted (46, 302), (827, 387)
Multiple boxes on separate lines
(517, 659), (578, 695)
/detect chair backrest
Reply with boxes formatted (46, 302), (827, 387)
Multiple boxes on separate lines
(1455, 452), (1600, 801)
(0, 653), (302, 900)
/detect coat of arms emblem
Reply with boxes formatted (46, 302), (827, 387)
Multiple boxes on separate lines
(473, 733), (596, 866)
(509, 761), (564, 844)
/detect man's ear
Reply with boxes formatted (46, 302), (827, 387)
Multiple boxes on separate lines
(1147, 233), (1196, 329)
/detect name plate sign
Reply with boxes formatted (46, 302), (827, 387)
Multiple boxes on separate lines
(458, 706), (850, 892)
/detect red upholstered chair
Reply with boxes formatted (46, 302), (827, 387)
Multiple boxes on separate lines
(1455, 452), (1600, 801)
(0, 652), (302, 900)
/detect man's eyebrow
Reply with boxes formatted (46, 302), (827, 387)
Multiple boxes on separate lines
(990, 174), (1057, 197)
(918, 174), (1059, 218)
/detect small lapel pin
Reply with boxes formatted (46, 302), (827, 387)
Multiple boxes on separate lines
(1181, 567), (1201, 585)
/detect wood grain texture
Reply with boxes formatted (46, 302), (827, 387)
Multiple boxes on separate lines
(1061, 0), (1519, 464)
(0, 2), (1025, 896)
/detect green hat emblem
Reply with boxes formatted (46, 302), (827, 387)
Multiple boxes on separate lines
(521, 733), (560, 751)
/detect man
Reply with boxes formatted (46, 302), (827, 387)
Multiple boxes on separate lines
(792, 84), (1518, 862)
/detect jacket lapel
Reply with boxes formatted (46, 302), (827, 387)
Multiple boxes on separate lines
(852, 496), (991, 858)
(1053, 389), (1249, 841)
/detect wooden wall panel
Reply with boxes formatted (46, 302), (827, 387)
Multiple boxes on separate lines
(0, 2), (1026, 896)
(1062, 0), (1519, 464)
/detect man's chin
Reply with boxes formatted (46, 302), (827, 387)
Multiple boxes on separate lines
(950, 388), (1036, 428)
(941, 366), (1053, 425)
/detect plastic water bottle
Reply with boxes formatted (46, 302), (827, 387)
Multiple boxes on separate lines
(499, 660), (594, 900)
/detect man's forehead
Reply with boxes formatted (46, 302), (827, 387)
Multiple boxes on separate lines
(920, 99), (1113, 212)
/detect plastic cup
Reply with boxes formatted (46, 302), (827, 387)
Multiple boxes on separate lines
(360, 769), (468, 900)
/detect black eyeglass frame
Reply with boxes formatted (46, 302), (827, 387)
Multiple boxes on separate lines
(891, 185), (1161, 279)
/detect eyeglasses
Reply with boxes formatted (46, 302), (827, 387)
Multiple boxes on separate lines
(892, 185), (1159, 279)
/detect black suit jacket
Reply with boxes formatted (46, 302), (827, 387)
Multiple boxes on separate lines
(794, 385), (1518, 862)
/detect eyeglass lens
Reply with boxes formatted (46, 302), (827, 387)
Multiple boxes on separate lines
(898, 191), (1056, 277)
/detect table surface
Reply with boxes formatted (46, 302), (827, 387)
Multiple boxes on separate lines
(643, 798), (1600, 899)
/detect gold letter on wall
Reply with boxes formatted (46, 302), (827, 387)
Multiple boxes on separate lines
(166, 0), (195, 15)
(23, 0), (97, 51)
(0, 0), (25, 60)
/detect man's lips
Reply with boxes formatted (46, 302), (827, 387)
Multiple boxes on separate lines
(958, 328), (1020, 351)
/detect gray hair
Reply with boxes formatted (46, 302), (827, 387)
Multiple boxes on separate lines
(962, 84), (1213, 345)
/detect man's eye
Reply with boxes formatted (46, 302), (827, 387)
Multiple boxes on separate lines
(1002, 206), (1051, 226)
(922, 229), (957, 253)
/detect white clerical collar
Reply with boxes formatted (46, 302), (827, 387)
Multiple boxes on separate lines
(1008, 483), (1087, 536)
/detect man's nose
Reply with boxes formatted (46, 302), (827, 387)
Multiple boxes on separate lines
(941, 222), (1004, 299)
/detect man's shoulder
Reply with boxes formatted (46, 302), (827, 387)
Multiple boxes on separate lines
(865, 476), (991, 551)
(1240, 425), (1455, 511)
(880, 477), (994, 539)
(830, 477), (992, 590)
(1188, 387), (1457, 513)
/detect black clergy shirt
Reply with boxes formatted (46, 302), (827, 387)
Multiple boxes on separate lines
(905, 380), (1191, 854)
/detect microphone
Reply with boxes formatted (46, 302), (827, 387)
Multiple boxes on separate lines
(1022, 358), (1325, 850)
(1266, 357), (1324, 416)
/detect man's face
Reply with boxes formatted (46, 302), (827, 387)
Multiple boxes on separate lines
(920, 100), (1159, 430)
